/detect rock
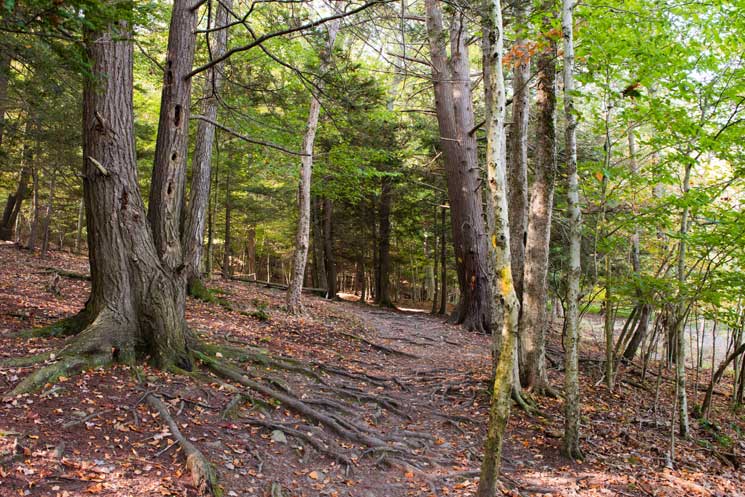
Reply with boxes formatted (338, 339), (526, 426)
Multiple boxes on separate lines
(271, 429), (287, 444)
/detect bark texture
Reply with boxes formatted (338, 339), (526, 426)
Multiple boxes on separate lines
(519, 8), (557, 391)
(477, 2), (519, 493)
(424, 0), (491, 332)
(148, 0), (198, 271)
(376, 176), (394, 307)
(78, 19), (192, 369)
(561, 0), (584, 460)
(508, 0), (531, 302)
(286, 14), (341, 313)
(182, 0), (231, 292)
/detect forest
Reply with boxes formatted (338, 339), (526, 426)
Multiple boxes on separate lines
(0, 0), (744, 495)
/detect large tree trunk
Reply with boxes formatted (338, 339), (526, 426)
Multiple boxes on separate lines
(477, 1), (519, 491)
(182, 0), (231, 294)
(424, 0), (491, 333)
(518, 5), (556, 392)
(376, 176), (394, 307)
(286, 14), (341, 313)
(75, 19), (191, 369)
(508, 0), (531, 302)
(323, 198), (337, 299)
(147, 0), (198, 271)
(561, 0), (583, 460)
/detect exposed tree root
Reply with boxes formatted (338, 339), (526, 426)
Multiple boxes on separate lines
(0, 351), (55, 368)
(194, 351), (428, 463)
(17, 310), (90, 338)
(5, 353), (110, 398)
(146, 393), (219, 496)
(242, 416), (352, 466)
(337, 330), (421, 359)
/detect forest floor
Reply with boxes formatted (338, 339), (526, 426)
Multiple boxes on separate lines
(1, 243), (744, 497)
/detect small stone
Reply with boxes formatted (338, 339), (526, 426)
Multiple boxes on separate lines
(271, 430), (287, 444)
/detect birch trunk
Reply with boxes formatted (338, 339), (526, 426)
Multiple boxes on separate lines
(74, 197), (84, 254)
(323, 198), (337, 299)
(674, 163), (691, 438)
(286, 12), (342, 313)
(519, 3), (557, 391)
(477, 0), (520, 492)
(561, 0), (584, 460)
(27, 164), (40, 250)
(182, 0), (231, 293)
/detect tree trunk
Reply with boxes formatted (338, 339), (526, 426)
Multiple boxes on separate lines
(182, 0), (231, 294)
(323, 198), (337, 299)
(424, 0), (491, 333)
(74, 196), (85, 254)
(376, 176), (394, 307)
(561, 0), (584, 460)
(1, 159), (32, 241)
(518, 2), (556, 392)
(311, 195), (327, 290)
(477, 2), (520, 491)
(246, 225), (256, 277)
(222, 164), (232, 279)
(207, 149), (220, 278)
(0, 51), (9, 151)
(71, 18), (192, 369)
(508, 0), (531, 303)
(439, 204), (448, 315)
(147, 0), (198, 271)
(40, 168), (56, 258)
(673, 163), (692, 438)
(27, 164), (41, 251)
(286, 14), (341, 313)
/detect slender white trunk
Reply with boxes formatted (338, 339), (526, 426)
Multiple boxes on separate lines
(477, 0), (519, 492)
(562, 0), (584, 460)
(675, 163), (691, 438)
(286, 11), (341, 313)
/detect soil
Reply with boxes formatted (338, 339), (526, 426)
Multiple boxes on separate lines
(1, 244), (743, 496)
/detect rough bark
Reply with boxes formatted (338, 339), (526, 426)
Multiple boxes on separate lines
(78, 18), (191, 369)
(424, 0), (491, 332)
(0, 50), (9, 150)
(508, 0), (531, 302)
(182, 0), (231, 293)
(477, 2), (519, 492)
(147, 0), (198, 271)
(286, 14), (341, 313)
(561, 0), (583, 460)
(518, 4), (556, 392)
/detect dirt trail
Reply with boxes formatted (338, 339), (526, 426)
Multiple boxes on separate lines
(2, 246), (743, 497)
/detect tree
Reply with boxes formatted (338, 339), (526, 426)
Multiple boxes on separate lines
(182, 0), (232, 294)
(477, 0), (519, 491)
(424, 0), (492, 333)
(561, 0), (583, 460)
(519, 1), (557, 392)
(286, 10), (342, 313)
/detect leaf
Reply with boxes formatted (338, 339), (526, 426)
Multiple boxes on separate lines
(85, 483), (104, 494)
